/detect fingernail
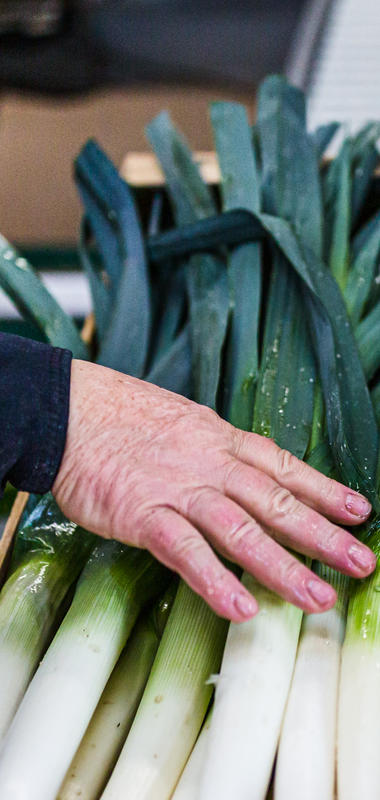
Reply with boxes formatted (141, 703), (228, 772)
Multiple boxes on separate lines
(307, 579), (335, 607)
(345, 494), (371, 518)
(348, 543), (376, 572)
(234, 593), (257, 618)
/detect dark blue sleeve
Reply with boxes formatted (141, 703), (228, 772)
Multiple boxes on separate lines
(0, 333), (72, 494)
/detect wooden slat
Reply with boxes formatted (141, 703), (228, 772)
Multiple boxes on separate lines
(121, 151), (220, 186)
(80, 311), (95, 346)
(0, 492), (29, 579)
(121, 152), (380, 187)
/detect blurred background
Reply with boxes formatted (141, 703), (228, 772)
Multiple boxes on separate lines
(0, 0), (379, 317)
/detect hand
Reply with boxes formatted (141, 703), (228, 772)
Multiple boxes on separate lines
(52, 359), (376, 623)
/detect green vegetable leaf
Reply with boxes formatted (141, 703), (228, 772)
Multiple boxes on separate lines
(323, 138), (352, 289)
(345, 212), (380, 326)
(356, 302), (380, 381)
(146, 325), (192, 397)
(253, 256), (316, 458)
(312, 122), (340, 160)
(258, 212), (378, 498)
(257, 75), (323, 259)
(78, 218), (112, 342)
(255, 77), (317, 457)
(147, 113), (229, 409)
(75, 141), (151, 377)
(0, 236), (88, 360)
(211, 101), (262, 430)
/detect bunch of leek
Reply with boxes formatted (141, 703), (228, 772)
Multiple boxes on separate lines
(0, 544), (168, 800)
(0, 74), (379, 800)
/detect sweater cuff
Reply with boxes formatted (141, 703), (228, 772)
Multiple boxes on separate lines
(5, 336), (73, 494)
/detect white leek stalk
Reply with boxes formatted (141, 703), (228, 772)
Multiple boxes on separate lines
(170, 709), (212, 800)
(58, 587), (175, 800)
(337, 523), (380, 800)
(101, 581), (227, 800)
(199, 573), (302, 800)
(275, 567), (348, 800)
(0, 542), (167, 800)
(0, 495), (94, 743)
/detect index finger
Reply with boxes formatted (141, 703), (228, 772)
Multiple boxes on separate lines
(232, 431), (372, 525)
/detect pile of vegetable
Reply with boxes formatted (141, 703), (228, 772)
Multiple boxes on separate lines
(0, 75), (379, 800)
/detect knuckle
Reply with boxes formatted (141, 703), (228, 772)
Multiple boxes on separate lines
(142, 508), (203, 565)
(281, 558), (303, 585)
(276, 448), (300, 480)
(230, 426), (246, 456)
(170, 532), (202, 561)
(225, 518), (263, 552)
(199, 404), (220, 427)
(142, 508), (173, 552)
(267, 485), (297, 518)
(223, 459), (244, 490)
(185, 485), (215, 517)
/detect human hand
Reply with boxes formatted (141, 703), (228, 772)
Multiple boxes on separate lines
(52, 359), (376, 623)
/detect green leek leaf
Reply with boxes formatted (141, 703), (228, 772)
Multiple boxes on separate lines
(147, 112), (229, 409)
(146, 325), (192, 397)
(253, 258), (316, 458)
(0, 236), (87, 360)
(255, 77), (317, 456)
(257, 212), (378, 498)
(345, 213), (380, 326)
(75, 140), (151, 377)
(323, 138), (352, 289)
(257, 75), (323, 259)
(312, 122), (340, 160)
(211, 101), (262, 430)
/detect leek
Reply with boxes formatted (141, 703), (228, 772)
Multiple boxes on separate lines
(337, 522), (380, 799)
(325, 138), (352, 290)
(210, 101), (261, 429)
(275, 567), (348, 800)
(75, 139), (151, 376)
(0, 235), (88, 358)
(344, 211), (380, 326)
(200, 83), (316, 800)
(356, 301), (380, 381)
(101, 581), (227, 800)
(274, 139), (380, 799)
(58, 585), (176, 800)
(312, 122), (339, 160)
(200, 574), (301, 799)
(170, 709), (213, 800)
(0, 543), (168, 800)
(146, 110), (229, 410)
(0, 496), (94, 743)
